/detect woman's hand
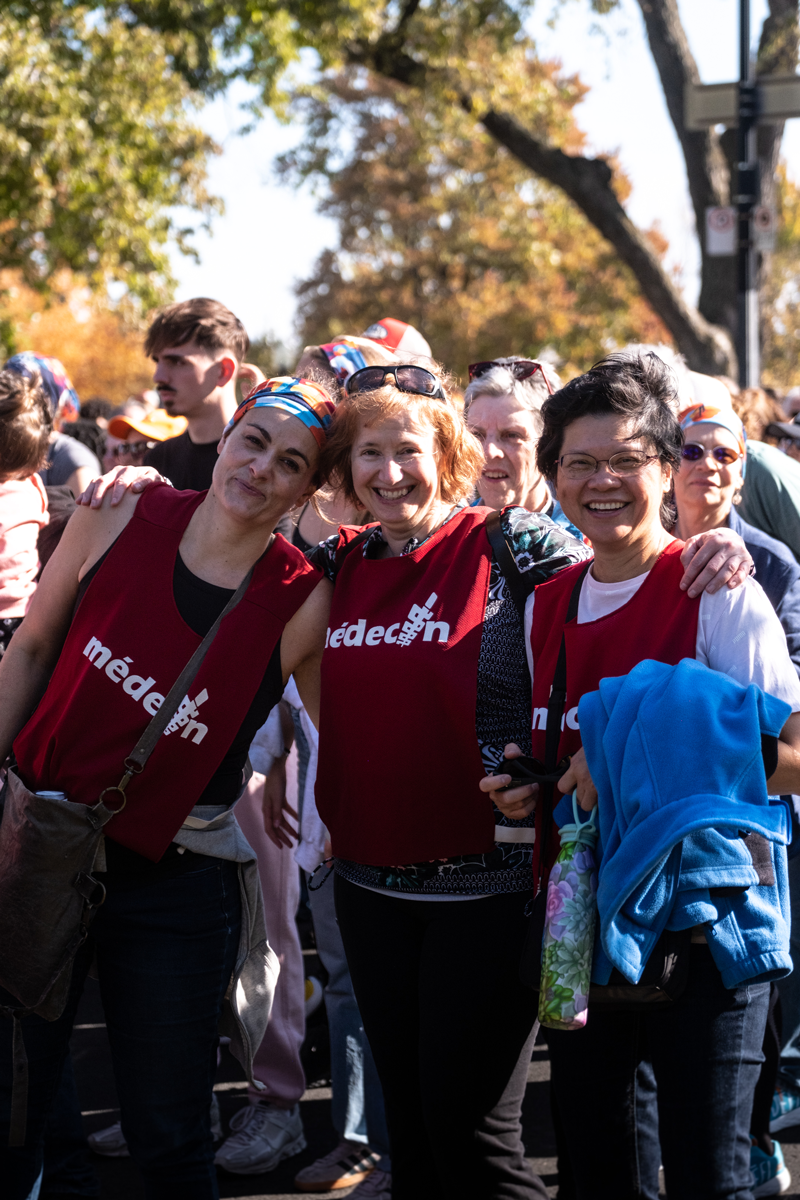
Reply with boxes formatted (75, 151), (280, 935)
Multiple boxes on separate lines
(680, 528), (753, 597)
(77, 466), (168, 508)
(558, 747), (598, 812)
(479, 742), (538, 820)
(261, 755), (300, 849)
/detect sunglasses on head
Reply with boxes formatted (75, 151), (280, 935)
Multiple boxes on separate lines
(345, 365), (446, 400)
(681, 442), (740, 466)
(467, 359), (553, 394)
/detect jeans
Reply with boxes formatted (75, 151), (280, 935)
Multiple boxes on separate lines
(306, 871), (390, 1168)
(334, 875), (547, 1200)
(1, 853), (241, 1200)
(235, 774), (305, 1108)
(548, 945), (770, 1200)
(40, 1054), (100, 1198)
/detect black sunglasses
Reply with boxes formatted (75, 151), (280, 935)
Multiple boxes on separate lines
(468, 358), (553, 394)
(345, 365), (446, 400)
(682, 442), (740, 466)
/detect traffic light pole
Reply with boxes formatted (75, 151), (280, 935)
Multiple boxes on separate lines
(737, 0), (760, 387)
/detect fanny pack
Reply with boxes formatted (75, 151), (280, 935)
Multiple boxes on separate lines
(0, 564), (254, 1145)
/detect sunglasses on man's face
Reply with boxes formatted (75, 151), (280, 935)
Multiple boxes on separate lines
(112, 440), (155, 460)
(467, 359), (553, 394)
(681, 442), (740, 466)
(345, 365), (446, 400)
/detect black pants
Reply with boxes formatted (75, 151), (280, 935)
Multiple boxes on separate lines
(334, 875), (547, 1200)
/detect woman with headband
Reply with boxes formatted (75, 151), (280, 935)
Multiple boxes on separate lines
(0, 378), (336, 1200)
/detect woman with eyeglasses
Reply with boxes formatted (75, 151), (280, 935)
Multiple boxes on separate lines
(483, 354), (800, 1200)
(463, 357), (582, 538)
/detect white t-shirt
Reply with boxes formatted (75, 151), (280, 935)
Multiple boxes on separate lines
(524, 564), (800, 716)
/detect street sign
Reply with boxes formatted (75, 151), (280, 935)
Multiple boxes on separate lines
(706, 206), (737, 255)
(753, 205), (777, 251)
(685, 73), (800, 129)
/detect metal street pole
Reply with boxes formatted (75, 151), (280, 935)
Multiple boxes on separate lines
(737, 0), (760, 387)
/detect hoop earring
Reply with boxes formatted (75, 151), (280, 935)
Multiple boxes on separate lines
(732, 488), (743, 506)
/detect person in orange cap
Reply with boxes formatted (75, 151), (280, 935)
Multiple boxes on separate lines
(107, 409), (188, 469)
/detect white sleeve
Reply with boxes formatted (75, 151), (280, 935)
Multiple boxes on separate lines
(525, 590), (535, 682)
(697, 577), (800, 713)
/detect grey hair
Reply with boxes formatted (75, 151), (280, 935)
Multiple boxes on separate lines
(463, 358), (562, 433)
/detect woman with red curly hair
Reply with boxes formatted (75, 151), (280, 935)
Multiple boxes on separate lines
(306, 358), (750, 1200)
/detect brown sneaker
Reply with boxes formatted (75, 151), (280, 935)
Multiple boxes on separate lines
(294, 1139), (380, 1192)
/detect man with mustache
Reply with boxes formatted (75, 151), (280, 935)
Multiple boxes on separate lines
(143, 298), (250, 491)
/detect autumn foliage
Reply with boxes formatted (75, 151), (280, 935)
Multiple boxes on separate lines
(281, 58), (671, 381)
(0, 272), (153, 404)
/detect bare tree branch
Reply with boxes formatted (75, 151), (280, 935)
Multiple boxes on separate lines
(346, 34), (736, 373)
(478, 108), (736, 375)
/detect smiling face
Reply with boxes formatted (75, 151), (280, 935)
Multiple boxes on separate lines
(350, 408), (446, 540)
(466, 393), (545, 511)
(674, 422), (743, 522)
(212, 406), (320, 526)
(555, 412), (672, 565)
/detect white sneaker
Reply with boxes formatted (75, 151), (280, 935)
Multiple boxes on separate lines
(214, 1102), (306, 1174)
(350, 1168), (392, 1198)
(87, 1120), (130, 1158)
(89, 1094), (224, 1158)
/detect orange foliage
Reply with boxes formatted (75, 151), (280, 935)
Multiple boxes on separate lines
(0, 271), (153, 404)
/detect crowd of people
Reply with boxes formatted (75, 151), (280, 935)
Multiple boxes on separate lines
(1, 297), (800, 1200)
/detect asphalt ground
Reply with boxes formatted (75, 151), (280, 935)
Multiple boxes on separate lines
(66, 904), (800, 1200)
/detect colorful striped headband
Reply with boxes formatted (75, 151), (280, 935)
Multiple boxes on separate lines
(227, 377), (336, 448)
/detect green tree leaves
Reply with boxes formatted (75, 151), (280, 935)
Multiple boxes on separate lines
(0, 7), (220, 305)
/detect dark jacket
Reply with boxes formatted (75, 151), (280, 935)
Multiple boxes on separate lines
(728, 506), (800, 678)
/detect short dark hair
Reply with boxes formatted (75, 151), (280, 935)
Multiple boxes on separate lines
(537, 353), (683, 528)
(145, 298), (249, 361)
(0, 369), (53, 476)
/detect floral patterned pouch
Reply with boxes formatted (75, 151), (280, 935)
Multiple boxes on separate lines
(538, 792), (599, 1030)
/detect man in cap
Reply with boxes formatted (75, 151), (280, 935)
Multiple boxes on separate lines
(766, 414), (800, 467)
(107, 409), (188, 470)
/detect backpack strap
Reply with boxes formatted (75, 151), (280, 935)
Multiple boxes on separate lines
(330, 527), (374, 580)
(485, 510), (530, 622)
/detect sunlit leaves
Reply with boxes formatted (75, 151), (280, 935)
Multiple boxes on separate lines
(0, 8), (220, 305)
(282, 61), (668, 379)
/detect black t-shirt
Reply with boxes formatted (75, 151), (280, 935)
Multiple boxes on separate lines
(144, 430), (219, 491)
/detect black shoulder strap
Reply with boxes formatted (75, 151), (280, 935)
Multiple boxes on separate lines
(331, 528), (373, 580)
(485, 510), (529, 622)
(544, 562), (591, 770)
(537, 560), (592, 893)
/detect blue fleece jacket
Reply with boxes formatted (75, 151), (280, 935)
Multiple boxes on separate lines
(561, 658), (792, 990)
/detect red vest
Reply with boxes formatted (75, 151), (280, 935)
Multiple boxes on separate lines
(316, 506), (496, 864)
(14, 485), (320, 861)
(529, 540), (699, 888)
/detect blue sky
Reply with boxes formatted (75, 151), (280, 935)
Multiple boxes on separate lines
(169, 0), (799, 349)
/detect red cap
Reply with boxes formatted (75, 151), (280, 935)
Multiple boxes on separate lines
(362, 319), (432, 358)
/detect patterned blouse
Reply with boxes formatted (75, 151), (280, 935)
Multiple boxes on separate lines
(308, 505), (592, 895)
